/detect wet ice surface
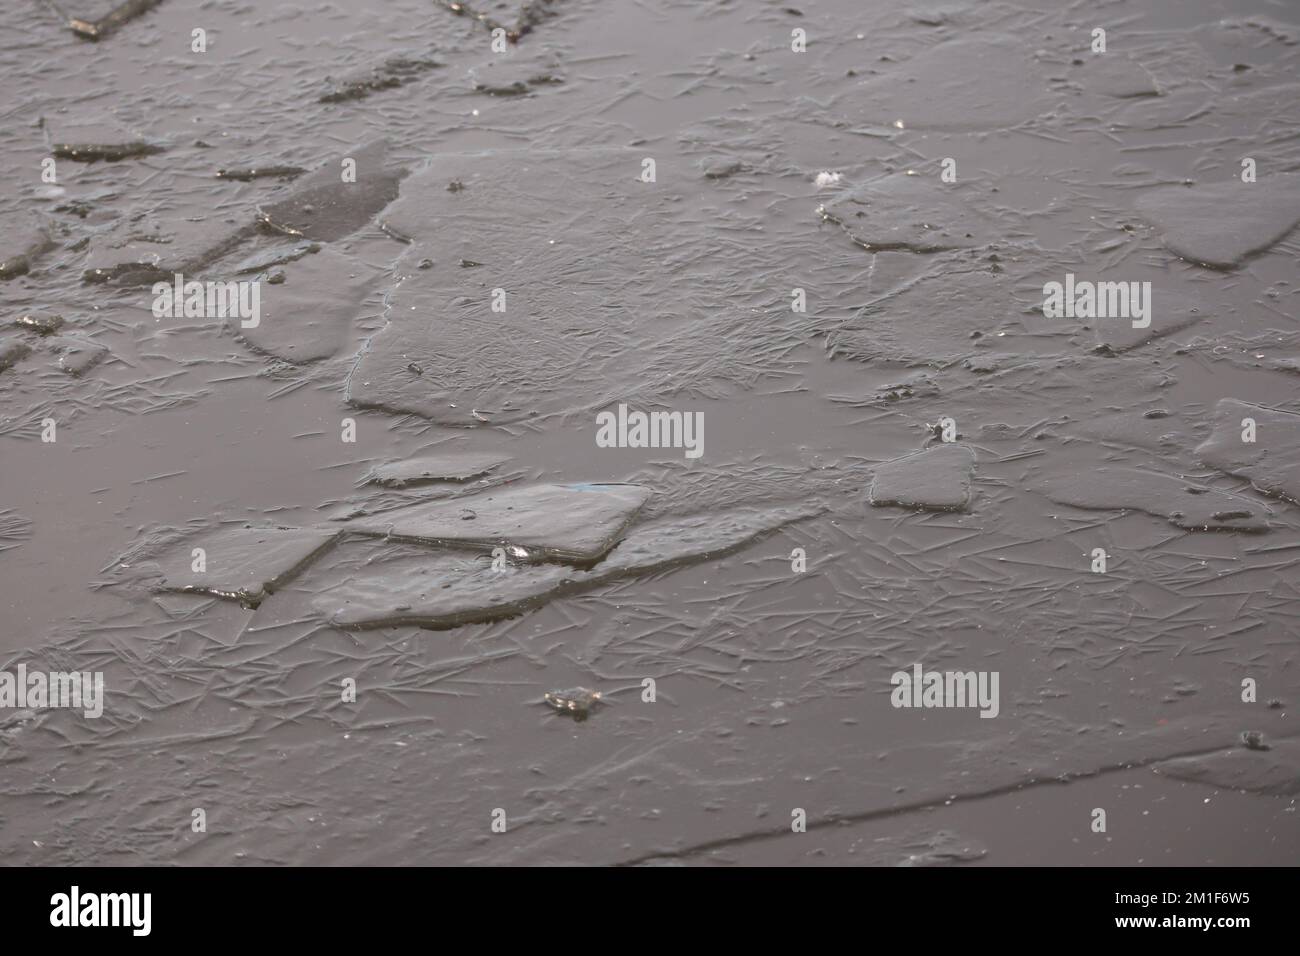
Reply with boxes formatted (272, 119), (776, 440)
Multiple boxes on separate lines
(1, 0), (1298, 866)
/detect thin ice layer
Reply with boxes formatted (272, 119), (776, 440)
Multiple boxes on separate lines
(827, 268), (1036, 367)
(869, 444), (976, 512)
(346, 482), (652, 562)
(1092, 291), (1205, 354)
(1154, 738), (1300, 796)
(1037, 466), (1271, 531)
(363, 451), (510, 487)
(1195, 399), (1300, 504)
(317, 501), (820, 628)
(346, 148), (771, 425)
(844, 36), (1059, 130)
(256, 139), (403, 242)
(0, 218), (53, 280)
(819, 175), (999, 252)
(1135, 174), (1300, 269)
(159, 527), (340, 605)
(233, 246), (368, 362)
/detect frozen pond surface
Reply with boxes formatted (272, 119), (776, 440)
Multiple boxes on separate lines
(0, 0), (1297, 864)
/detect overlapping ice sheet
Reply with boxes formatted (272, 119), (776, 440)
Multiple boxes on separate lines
(316, 500), (820, 628)
(158, 527), (340, 605)
(363, 451), (510, 487)
(345, 482), (652, 562)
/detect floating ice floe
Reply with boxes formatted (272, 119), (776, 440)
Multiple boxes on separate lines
(256, 139), (404, 242)
(346, 482), (652, 563)
(1196, 399), (1300, 504)
(316, 500), (821, 628)
(1135, 173), (1300, 270)
(869, 444), (976, 512)
(159, 527), (341, 606)
(362, 451), (511, 488)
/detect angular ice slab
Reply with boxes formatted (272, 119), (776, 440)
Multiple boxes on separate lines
(159, 527), (340, 606)
(317, 500), (820, 628)
(346, 482), (652, 562)
(256, 139), (403, 242)
(869, 444), (976, 512)
(363, 451), (510, 487)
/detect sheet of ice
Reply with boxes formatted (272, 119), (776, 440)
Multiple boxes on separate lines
(0, 218), (54, 280)
(1037, 466), (1272, 531)
(347, 148), (773, 424)
(819, 175), (999, 253)
(1092, 291), (1205, 354)
(346, 482), (652, 562)
(47, 336), (110, 376)
(233, 246), (369, 362)
(256, 139), (403, 242)
(158, 527), (341, 606)
(869, 444), (976, 512)
(844, 36), (1059, 130)
(0, 336), (32, 372)
(1195, 399), (1300, 504)
(363, 451), (510, 487)
(319, 53), (441, 103)
(827, 267), (1035, 367)
(1154, 738), (1300, 796)
(317, 500), (820, 628)
(1135, 174), (1300, 269)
